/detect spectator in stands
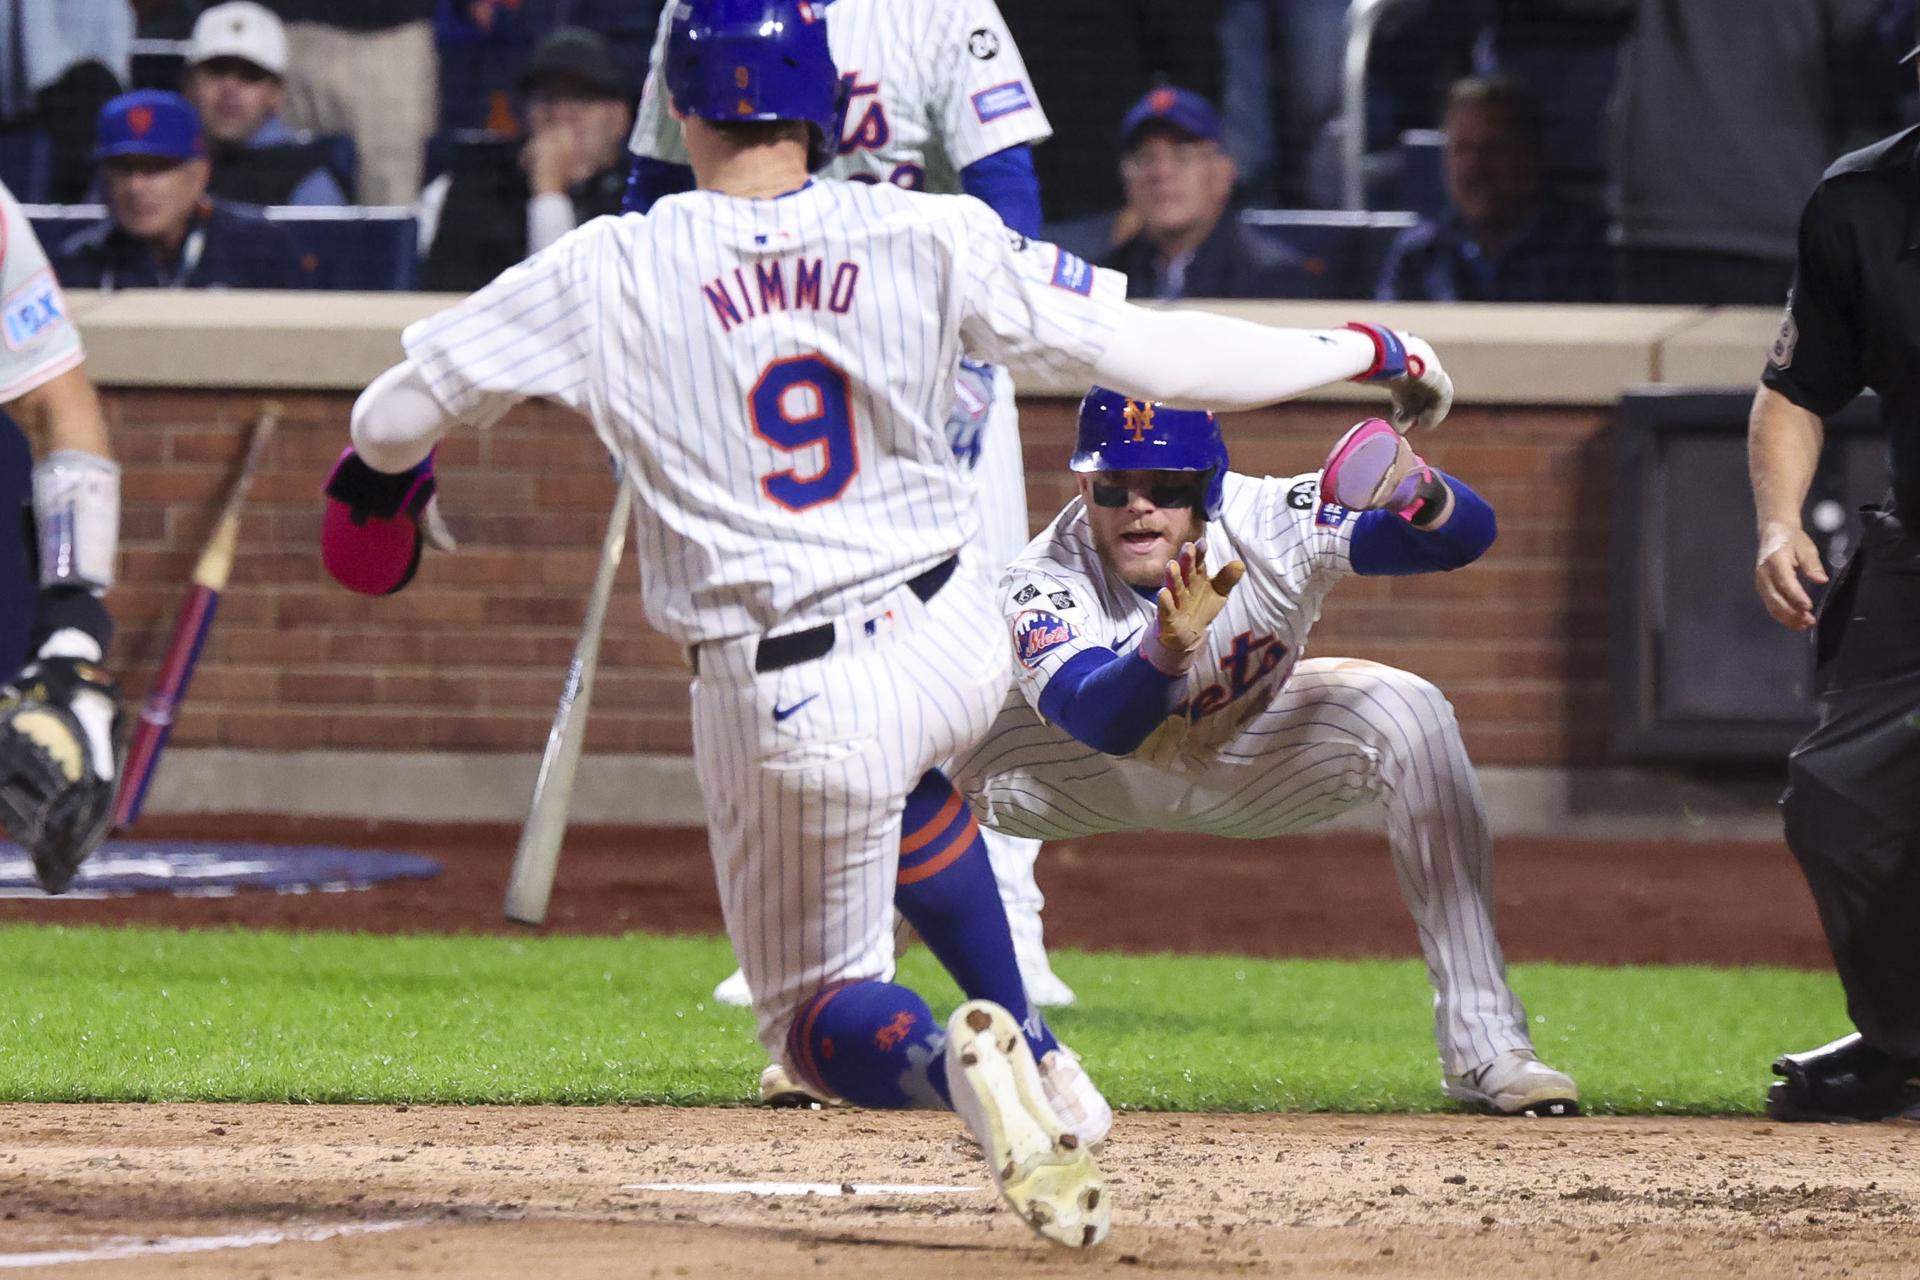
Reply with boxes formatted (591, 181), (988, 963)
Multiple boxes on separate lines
(0, 1), (133, 203)
(54, 90), (305, 290)
(256, 0), (435, 205)
(1101, 87), (1338, 301)
(419, 27), (632, 292)
(181, 2), (347, 206)
(1375, 77), (1613, 304)
(1611, 0), (1901, 306)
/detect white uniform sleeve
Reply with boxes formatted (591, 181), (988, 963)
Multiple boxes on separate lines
(401, 218), (609, 429)
(626, 16), (689, 165)
(1001, 563), (1108, 713)
(955, 198), (1129, 382)
(1253, 472), (1358, 591)
(932, 0), (1052, 171)
(0, 183), (84, 404)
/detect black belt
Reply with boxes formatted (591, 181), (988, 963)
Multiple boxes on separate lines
(694, 555), (959, 676)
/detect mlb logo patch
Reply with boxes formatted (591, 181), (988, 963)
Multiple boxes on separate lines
(1049, 249), (1093, 296)
(3, 271), (64, 351)
(1314, 501), (1351, 529)
(970, 80), (1033, 123)
(1013, 609), (1076, 668)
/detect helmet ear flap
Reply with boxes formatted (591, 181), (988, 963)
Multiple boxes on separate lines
(809, 74), (850, 171)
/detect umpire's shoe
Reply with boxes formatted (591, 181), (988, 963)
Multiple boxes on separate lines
(1768, 1033), (1920, 1122)
(945, 1000), (1109, 1248)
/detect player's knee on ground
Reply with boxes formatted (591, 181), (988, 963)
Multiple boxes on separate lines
(785, 980), (949, 1109)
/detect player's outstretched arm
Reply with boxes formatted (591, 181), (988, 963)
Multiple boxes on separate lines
(323, 360), (461, 597)
(1089, 312), (1453, 432)
(2, 363), (123, 894)
(1142, 539), (1244, 675)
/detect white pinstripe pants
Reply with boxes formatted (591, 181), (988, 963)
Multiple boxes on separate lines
(957, 656), (1533, 1075)
(690, 563), (1009, 1058)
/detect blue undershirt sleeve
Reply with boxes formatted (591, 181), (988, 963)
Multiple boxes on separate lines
(1348, 472), (1497, 576)
(622, 155), (696, 215)
(958, 145), (1043, 239)
(1035, 645), (1183, 756)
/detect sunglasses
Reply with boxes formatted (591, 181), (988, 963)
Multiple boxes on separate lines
(1089, 480), (1205, 510)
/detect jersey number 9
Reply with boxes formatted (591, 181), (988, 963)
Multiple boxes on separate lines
(750, 354), (860, 511)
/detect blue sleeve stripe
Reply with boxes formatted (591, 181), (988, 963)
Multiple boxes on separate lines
(1035, 644), (1183, 755)
(958, 144), (1044, 239)
(1348, 472), (1497, 576)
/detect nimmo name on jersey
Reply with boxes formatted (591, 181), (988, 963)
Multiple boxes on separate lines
(702, 256), (862, 333)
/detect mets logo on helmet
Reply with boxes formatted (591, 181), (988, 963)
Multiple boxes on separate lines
(1014, 610), (1076, 668)
(1124, 399), (1155, 443)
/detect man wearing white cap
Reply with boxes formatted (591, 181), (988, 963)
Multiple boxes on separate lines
(180, 1), (347, 208)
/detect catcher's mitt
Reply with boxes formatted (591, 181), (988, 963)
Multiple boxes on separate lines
(0, 657), (122, 894)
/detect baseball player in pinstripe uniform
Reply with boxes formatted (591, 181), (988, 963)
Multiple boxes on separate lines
(320, 0), (1459, 1246)
(952, 394), (1580, 1117)
(0, 180), (125, 895)
(625, 0), (1076, 1016)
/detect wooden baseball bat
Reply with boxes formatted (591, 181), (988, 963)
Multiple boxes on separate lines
(111, 403), (282, 830)
(503, 474), (634, 925)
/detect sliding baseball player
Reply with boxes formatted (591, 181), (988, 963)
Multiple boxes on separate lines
(953, 392), (1580, 1117)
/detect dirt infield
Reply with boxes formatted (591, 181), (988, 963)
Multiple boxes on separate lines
(0, 818), (1870, 1277)
(0, 816), (1829, 968)
(3, 1105), (1916, 1278)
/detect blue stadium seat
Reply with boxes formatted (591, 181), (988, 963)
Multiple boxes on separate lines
(24, 205), (106, 266)
(265, 208), (420, 290)
(423, 129), (517, 185)
(1387, 130), (1446, 220)
(0, 131), (52, 204)
(1237, 210), (1420, 299)
(129, 38), (190, 92)
(309, 133), (360, 202)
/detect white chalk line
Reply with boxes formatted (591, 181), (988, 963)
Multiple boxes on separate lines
(0, 1217), (430, 1269)
(624, 1181), (982, 1197)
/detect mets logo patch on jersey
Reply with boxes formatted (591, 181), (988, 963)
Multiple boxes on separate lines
(1013, 609), (1076, 668)
(1315, 500), (1351, 529)
(3, 270), (65, 351)
(971, 80), (1034, 123)
(1050, 249), (1093, 296)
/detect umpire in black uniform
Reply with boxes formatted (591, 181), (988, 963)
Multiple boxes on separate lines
(1749, 20), (1920, 1123)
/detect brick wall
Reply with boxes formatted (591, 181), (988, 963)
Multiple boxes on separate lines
(106, 389), (1612, 766)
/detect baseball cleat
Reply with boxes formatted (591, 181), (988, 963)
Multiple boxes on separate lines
(712, 968), (752, 1008)
(1444, 1049), (1581, 1117)
(1766, 1033), (1920, 1122)
(1037, 1045), (1113, 1150)
(759, 1061), (836, 1108)
(945, 1000), (1110, 1248)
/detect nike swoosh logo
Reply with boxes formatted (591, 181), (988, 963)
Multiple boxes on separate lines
(1111, 627), (1142, 653)
(772, 695), (818, 722)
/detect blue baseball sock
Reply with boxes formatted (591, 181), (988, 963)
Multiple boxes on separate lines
(895, 770), (1059, 1061)
(786, 980), (949, 1108)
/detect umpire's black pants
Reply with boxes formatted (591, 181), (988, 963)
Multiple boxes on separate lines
(1783, 507), (1920, 1060)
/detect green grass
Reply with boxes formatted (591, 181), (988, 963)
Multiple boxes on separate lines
(0, 925), (1846, 1114)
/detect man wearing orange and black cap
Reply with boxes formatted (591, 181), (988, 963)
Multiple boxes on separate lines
(52, 90), (305, 291)
(1100, 86), (1335, 302)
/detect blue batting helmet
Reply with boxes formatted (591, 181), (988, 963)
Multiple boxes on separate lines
(663, 0), (845, 172)
(1071, 387), (1229, 520)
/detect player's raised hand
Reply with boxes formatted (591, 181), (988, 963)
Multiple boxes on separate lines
(1346, 324), (1453, 433)
(1755, 519), (1827, 631)
(1141, 539), (1244, 675)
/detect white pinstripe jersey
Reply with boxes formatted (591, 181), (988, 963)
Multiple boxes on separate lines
(630, 0), (1051, 193)
(402, 182), (1126, 646)
(0, 181), (83, 402)
(1003, 471), (1360, 772)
